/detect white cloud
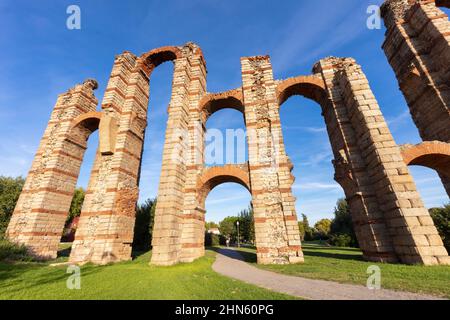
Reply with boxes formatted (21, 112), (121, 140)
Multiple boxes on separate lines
(283, 126), (326, 133)
(293, 182), (341, 191)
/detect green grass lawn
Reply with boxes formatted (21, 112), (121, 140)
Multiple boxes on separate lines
(236, 243), (450, 299)
(0, 249), (295, 300)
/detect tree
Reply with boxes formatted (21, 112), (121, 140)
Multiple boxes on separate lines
(66, 187), (85, 225)
(238, 206), (255, 243)
(314, 219), (332, 239)
(429, 204), (450, 253)
(329, 198), (358, 247)
(219, 216), (239, 241)
(298, 221), (305, 241)
(298, 214), (313, 241)
(0, 176), (25, 238)
(205, 221), (219, 230)
(132, 198), (157, 252)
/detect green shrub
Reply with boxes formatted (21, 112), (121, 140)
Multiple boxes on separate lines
(329, 234), (353, 247)
(0, 176), (25, 239)
(329, 199), (359, 247)
(429, 204), (450, 252)
(0, 239), (31, 262)
(132, 198), (157, 252)
(219, 235), (227, 246)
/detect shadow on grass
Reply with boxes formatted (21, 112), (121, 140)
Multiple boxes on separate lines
(208, 246), (256, 263)
(131, 249), (150, 259)
(227, 246), (364, 263)
(303, 249), (364, 261)
(0, 261), (101, 297)
(57, 246), (72, 258)
(209, 247), (258, 263)
(303, 245), (362, 253)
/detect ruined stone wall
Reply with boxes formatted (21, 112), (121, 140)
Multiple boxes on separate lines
(69, 52), (149, 264)
(150, 44), (205, 266)
(323, 58), (448, 265)
(307, 60), (398, 263)
(7, 41), (449, 266)
(241, 56), (303, 264)
(177, 45), (208, 263)
(381, 0), (450, 196)
(6, 80), (98, 259)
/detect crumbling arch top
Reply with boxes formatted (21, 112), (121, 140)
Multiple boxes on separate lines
(140, 46), (182, 68)
(276, 75), (327, 106)
(401, 141), (450, 178)
(70, 111), (102, 132)
(197, 164), (251, 203)
(138, 46), (183, 76)
(199, 89), (244, 122)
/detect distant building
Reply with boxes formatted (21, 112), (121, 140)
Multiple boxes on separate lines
(207, 228), (220, 235)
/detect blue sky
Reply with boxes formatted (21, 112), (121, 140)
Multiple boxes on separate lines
(0, 0), (448, 224)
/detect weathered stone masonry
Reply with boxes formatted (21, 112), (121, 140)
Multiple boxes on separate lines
(381, 0), (450, 196)
(6, 13), (450, 266)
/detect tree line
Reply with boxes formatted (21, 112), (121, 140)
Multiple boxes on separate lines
(1, 175), (449, 254)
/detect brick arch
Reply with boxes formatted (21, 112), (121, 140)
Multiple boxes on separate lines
(139, 46), (182, 75)
(276, 75), (327, 106)
(401, 141), (450, 178)
(67, 111), (102, 148)
(197, 164), (251, 203)
(198, 89), (244, 123)
(70, 111), (102, 132)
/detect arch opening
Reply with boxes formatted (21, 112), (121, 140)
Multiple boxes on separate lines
(276, 75), (327, 106)
(278, 91), (345, 228)
(204, 107), (248, 167)
(197, 165), (251, 206)
(401, 142), (450, 198)
(199, 89), (245, 123)
(59, 115), (101, 257)
(408, 166), (449, 208)
(204, 182), (253, 246)
(131, 61), (174, 254)
(139, 46), (182, 75)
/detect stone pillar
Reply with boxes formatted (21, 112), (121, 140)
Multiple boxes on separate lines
(6, 80), (98, 259)
(323, 57), (449, 265)
(69, 52), (149, 264)
(381, 0), (450, 191)
(314, 59), (398, 263)
(150, 44), (205, 266)
(241, 56), (303, 264)
(179, 48), (208, 263)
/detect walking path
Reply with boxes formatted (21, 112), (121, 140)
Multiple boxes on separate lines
(212, 248), (445, 300)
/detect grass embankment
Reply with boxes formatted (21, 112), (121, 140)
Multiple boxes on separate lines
(236, 242), (450, 299)
(0, 248), (294, 300)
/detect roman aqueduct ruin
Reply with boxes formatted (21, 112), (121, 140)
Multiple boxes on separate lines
(6, 0), (450, 266)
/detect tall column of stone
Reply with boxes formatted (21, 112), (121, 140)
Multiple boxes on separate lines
(381, 0), (450, 195)
(241, 56), (303, 264)
(314, 59), (398, 263)
(70, 52), (149, 264)
(178, 47), (208, 263)
(6, 80), (98, 259)
(330, 58), (449, 265)
(150, 45), (201, 266)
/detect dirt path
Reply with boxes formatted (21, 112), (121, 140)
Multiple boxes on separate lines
(212, 248), (445, 300)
